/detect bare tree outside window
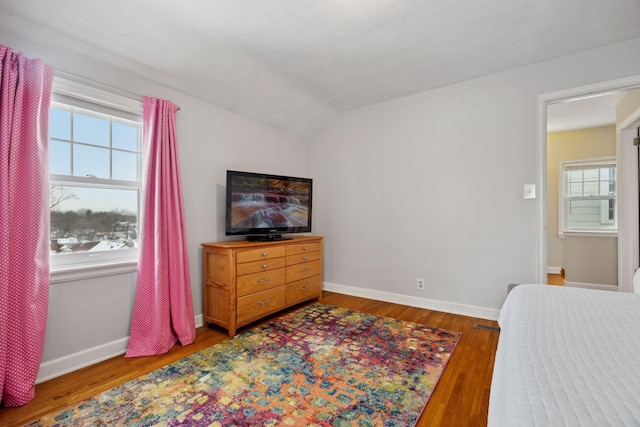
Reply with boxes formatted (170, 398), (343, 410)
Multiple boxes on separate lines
(50, 185), (77, 210)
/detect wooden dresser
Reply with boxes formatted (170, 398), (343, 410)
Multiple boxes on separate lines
(201, 236), (323, 336)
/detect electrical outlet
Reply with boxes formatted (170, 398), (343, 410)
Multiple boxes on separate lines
(417, 278), (425, 290)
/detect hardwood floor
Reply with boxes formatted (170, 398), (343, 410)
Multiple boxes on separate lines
(547, 273), (565, 286)
(0, 291), (500, 427)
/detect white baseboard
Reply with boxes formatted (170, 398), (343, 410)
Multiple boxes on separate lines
(37, 314), (206, 384)
(547, 266), (563, 274)
(322, 282), (500, 321)
(565, 281), (618, 291)
(194, 314), (204, 328)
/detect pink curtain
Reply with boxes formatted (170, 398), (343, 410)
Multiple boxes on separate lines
(125, 96), (195, 358)
(0, 46), (54, 406)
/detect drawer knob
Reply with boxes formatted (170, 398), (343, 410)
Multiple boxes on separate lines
(262, 252), (268, 257)
(257, 277), (270, 283)
(299, 285), (309, 291)
(303, 256), (308, 260)
(262, 264), (268, 269)
(303, 246), (308, 251)
(258, 298), (271, 305)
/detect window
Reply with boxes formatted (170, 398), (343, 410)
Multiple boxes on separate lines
(49, 78), (143, 271)
(559, 158), (617, 235)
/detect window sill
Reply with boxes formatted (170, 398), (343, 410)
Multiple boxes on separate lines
(557, 231), (618, 239)
(50, 259), (138, 284)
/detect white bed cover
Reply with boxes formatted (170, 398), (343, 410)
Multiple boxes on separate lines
(488, 284), (640, 427)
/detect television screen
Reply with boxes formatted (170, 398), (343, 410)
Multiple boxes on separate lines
(226, 170), (312, 240)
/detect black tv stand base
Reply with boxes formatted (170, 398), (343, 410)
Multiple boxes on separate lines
(246, 234), (292, 242)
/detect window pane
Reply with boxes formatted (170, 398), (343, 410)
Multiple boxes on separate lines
(583, 181), (598, 196)
(568, 169), (582, 183)
(74, 113), (110, 147)
(112, 122), (138, 151)
(567, 199), (616, 230)
(605, 168), (615, 194)
(50, 108), (71, 140)
(608, 199), (615, 221)
(50, 140), (71, 175)
(599, 180), (613, 196)
(50, 185), (138, 254)
(74, 144), (110, 178)
(112, 150), (139, 181)
(569, 182), (583, 197)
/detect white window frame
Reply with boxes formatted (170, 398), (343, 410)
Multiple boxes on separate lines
(49, 76), (143, 282)
(558, 156), (618, 238)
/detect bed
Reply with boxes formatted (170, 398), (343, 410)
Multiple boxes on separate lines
(488, 283), (640, 426)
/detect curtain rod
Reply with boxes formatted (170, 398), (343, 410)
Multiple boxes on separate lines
(54, 69), (181, 110)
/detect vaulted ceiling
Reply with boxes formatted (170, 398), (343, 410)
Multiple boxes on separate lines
(2, 0), (640, 137)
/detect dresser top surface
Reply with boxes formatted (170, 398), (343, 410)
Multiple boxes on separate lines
(202, 235), (323, 249)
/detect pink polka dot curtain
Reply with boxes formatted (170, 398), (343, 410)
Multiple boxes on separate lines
(0, 46), (54, 407)
(125, 96), (195, 358)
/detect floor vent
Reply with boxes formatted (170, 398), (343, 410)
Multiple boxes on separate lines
(474, 323), (500, 333)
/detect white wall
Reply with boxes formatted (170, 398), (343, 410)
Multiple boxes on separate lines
(0, 34), (311, 381)
(310, 37), (640, 314)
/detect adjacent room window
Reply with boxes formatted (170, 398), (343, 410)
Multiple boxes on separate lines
(49, 79), (143, 270)
(559, 158), (617, 235)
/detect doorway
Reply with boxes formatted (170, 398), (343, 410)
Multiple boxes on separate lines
(537, 76), (640, 292)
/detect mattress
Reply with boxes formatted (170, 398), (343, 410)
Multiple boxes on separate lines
(488, 284), (640, 426)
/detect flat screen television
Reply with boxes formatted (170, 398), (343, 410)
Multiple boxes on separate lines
(225, 170), (313, 241)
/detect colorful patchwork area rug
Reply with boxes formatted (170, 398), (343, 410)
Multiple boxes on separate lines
(27, 303), (461, 426)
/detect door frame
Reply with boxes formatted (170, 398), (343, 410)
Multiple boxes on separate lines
(617, 111), (640, 291)
(537, 75), (640, 290)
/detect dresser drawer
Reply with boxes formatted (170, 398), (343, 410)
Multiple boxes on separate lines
(237, 246), (286, 264)
(237, 257), (286, 276)
(237, 268), (285, 297)
(286, 259), (322, 282)
(237, 287), (285, 325)
(286, 242), (321, 256)
(286, 276), (322, 305)
(286, 249), (321, 266)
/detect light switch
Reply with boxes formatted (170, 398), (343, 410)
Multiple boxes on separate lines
(524, 184), (536, 199)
